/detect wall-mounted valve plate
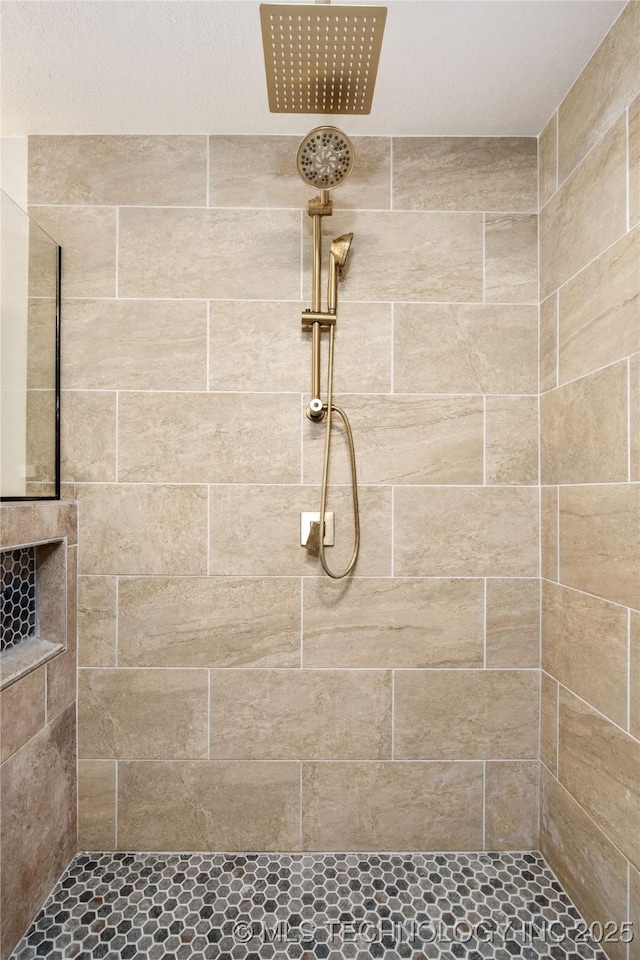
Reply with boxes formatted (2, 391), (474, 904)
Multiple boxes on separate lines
(300, 512), (334, 547)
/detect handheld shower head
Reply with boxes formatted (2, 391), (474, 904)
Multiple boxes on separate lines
(328, 233), (354, 313)
(296, 127), (355, 191)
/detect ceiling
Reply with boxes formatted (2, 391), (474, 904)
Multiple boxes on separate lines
(0, 0), (626, 138)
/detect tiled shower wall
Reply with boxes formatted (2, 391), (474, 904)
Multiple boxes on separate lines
(28, 124), (540, 851)
(537, 2), (640, 954)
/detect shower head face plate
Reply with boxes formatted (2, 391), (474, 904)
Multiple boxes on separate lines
(260, 3), (387, 115)
(296, 127), (355, 190)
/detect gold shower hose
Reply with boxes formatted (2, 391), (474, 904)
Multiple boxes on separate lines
(318, 324), (360, 579)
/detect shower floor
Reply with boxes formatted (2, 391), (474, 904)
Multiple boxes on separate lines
(10, 851), (609, 960)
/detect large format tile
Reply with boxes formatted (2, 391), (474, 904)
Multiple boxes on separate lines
(630, 95), (640, 228)
(557, 0), (640, 182)
(485, 578), (540, 668)
(557, 227), (640, 384)
(0, 502), (77, 549)
(210, 135), (390, 209)
(540, 293), (558, 393)
(29, 135), (207, 206)
(540, 672), (558, 776)
(394, 670), (539, 760)
(542, 581), (629, 727)
(118, 207), (300, 299)
(392, 137), (536, 212)
(631, 353), (640, 481)
(485, 396), (538, 485)
(46, 544), (77, 720)
(117, 760), (300, 851)
(558, 687), (640, 868)
(303, 577), (484, 668)
(62, 390), (116, 483)
(304, 395), (483, 485)
(540, 114), (627, 297)
(393, 303), (538, 395)
(77, 576), (116, 667)
(541, 362), (629, 484)
(484, 214), (538, 304)
(78, 760), (116, 850)
(118, 577), (300, 668)
(540, 767), (628, 956)
(209, 669), (391, 760)
(78, 668), (209, 760)
(62, 299), (207, 391)
(29, 205), (116, 298)
(118, 392), (300, 483)
(0, 706), (76, 960)
(559, 483), (640, 608)
(209, 484), (391, 577)
(75, 484), (208, 575)
(541, 486), (558, 582)
(302, 761), (483, 851)
(304, 210), (483, 303)
(632, 611), (640, 739)
(485, 761), (539, 849)
(209, 300), (391, 394)
(0, 666), (45, 764)
(539, 113), (557, 208)
(394, 486), (539, 577)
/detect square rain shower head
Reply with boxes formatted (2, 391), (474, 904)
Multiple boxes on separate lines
(260, 3), (387, 115)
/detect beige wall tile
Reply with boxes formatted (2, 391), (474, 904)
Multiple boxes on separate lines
(631, 611), (640, 739)
(394, 486), (539, 577)
(118, 577), (300, 668)
(304, 395), (483, 485)
(304, 210), (483, 303)
(46, 544), (77, 720)
(631, 353), (640, 481)
(210, 669), (391, 760)
(0, 705), (76, 960)
(485, 214), (538, 303)
(540, 114), (627, 298)
(541, 672), (558, 775)
(486, 578), (540, 668)
(26, 390), (56, 484)
(392, 137), (537, 212)
(78, 668), (209, 760)
(630, 95), (640, 228)
(540, 767), (628, 950)
(557, 0), (640, 183)
(393, 303), (538, 395)
(540, 293), (558, 393)
(303, 577), (483, 668)
(0, 667), (45, 764)
(558, 687), (640, 868)
(485, 396), (538, 484)
(118, 392), (300, 484)
(0, 502), (77, 549)
(62, 299), (207, 391)
(29, 205), (116, 298)
(75, 484), (208, 575)
(78, 759), (116, 850)
(394, 669), (539, 760)
(118, 207), (300, 299)
(559, 483), (640, 608)
(541, 362), (629, 484)
(558, 228), (640, 384)
(210, 300), (391, 394)
(77, 576), (116, 667)
(117, 760), (300, 851)
(541, 486), (559, 582)
(209, 484), (391, 577)
(210, 135), (390, 209)
(302, 761), (483, 851)
(630, 864), (640, 960)
(27, 298), (58, 390)
(62, 391), (116, 483)
(543, 581), (629, 728)
(539, 113), (558, 208)
(29, 135), (207, 206)
(485, 761), (539, 849)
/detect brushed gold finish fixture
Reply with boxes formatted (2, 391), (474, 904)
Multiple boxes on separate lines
(297, 127), (360, 579)
(260, 3), (387, 115)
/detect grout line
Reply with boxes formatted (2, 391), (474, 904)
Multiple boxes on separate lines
(300, 578), (304, 669)
(555, 291), (559, 389)
(555, 679), (560, 778)
(541, 576), (637, 613)
(628, 357), (632, 482)
(206, 135), (210, 208)
(546, 353), (632, 395)
(75, 664), (542, 673)
(206, 300), (211, 391)
(483, 579), (487, 669)
(84, 756), (537, 765)
(482, 395), (487, 485)
(300, 396), (304, 485)
(556, 678), (638, 743)
(115, 207), (119, 298)
(115, 392), (119, 482)
(207, 669), (211, 761)
(52, 295), (544, 307)
(555, 110), (559, 197)
(481, 213), (486, 303)
(389, 137), (394, 211)
(115, 577), (119, 667)
(391, 671), (395, 760)
(482, 761), (486, 849)
(628, 608), (632, 733)
(60, 388), (544, 399)
(556, 486), (560, 583)
(626, 106), (630, 234)
(206, 486), (211, 577)
(114, 760), (118, 849)
(390, 486), (395, 577)
(299, 762), (303, 850)
(390, 302), (395, 393)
